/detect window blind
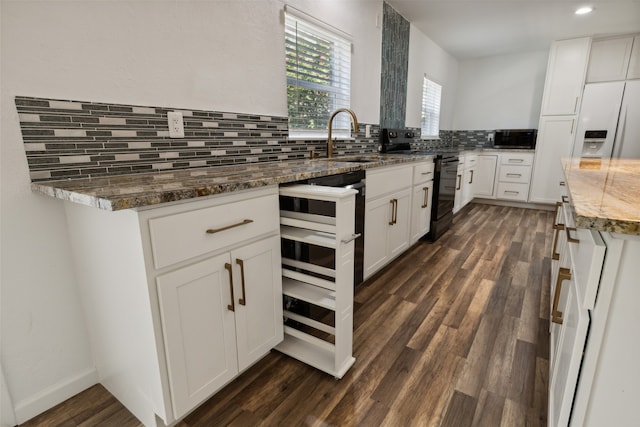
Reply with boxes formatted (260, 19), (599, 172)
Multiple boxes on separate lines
(285, 11), (351, 135)
(421, 77), (442, 138)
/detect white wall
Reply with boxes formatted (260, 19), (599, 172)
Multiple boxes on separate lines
(406, 24), (460, 131)
(452, 49), (549, 130)
(0, 0), (382, 422)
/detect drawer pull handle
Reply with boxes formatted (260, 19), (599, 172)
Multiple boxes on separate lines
(508, 158), (524, 163)
(553, 201), (562, 227)
(561, 195), (569, 203)
(422, 186), (429, 208)
(341, 233), (362, 244)
(456, 174), (462, 190)
(421, 171), (433, 176)
(225, 263), (235, 312)
(560, 181), (566, 187)
(552, 267), (572, 324)
(206, 219), (253, 234)
(504, 190), (520, 195)
(236, 259), (247, 306)
(506, 173), (522, 178)
(566, 227), (579, 244)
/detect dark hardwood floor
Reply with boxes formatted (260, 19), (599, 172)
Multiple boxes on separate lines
(20, 203), (552, 427)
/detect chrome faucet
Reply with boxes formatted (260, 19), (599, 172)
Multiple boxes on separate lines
(327, 108), (359, 158)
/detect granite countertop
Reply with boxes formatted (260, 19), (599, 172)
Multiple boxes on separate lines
(562, 158), (640, 235)
(31, 154), (433, 211)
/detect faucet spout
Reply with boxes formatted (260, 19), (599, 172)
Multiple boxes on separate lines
(327, 108), (359, 158)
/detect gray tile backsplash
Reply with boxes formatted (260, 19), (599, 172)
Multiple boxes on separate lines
(15, 97), (379, 182)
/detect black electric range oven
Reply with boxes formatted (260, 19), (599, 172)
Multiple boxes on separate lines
(380, 128), (459, 241)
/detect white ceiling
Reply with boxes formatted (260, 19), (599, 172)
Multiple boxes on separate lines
(386, 0), (640, 59)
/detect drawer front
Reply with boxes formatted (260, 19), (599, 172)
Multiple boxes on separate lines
(465, 155), (478, 168)
(149, 194), (279, 269)
(367, 165), (413, 199)
(413, 161), (435, 185)
(497, 182), (529, 201)
(501, 153), (533, 166)
(498, 165), (532, 184)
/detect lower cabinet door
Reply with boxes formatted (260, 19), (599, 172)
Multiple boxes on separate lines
(549, 276), (590, 427)
(364, 196), (393, 279)
(156, 253), (239, 419)
(231, 235), (283, 371)
(387, 189), (411, 259)
(411, 181), (433, 244)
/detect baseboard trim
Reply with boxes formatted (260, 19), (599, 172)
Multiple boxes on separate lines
(13, 367), (97, 424)
(472, 198), (554, 211)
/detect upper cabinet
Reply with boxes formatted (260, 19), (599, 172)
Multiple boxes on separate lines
(627, 35), (640, 79)
(586, 36), (635, 82)
(540, 37), (591, 116)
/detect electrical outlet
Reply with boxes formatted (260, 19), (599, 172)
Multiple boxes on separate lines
(365, 124), (371, 138)
(167, 111), (184, 138)
(487, 132), (494, 142)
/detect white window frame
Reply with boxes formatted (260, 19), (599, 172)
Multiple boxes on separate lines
(284, 5), (352, 139)
(421, 76), (442, 139)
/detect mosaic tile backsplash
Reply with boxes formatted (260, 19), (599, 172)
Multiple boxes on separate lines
(15, 97), (380, 182)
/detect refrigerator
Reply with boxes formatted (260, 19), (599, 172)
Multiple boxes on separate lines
(572, 79), (640, 159)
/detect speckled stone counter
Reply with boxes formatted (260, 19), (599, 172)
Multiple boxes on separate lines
(31, 154), (433, 211)
(562, 158), (640, 235)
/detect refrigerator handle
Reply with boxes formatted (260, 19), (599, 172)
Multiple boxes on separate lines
(613, 104), (627, 159)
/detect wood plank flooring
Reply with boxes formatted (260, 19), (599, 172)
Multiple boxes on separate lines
(20, 203), (552, 427)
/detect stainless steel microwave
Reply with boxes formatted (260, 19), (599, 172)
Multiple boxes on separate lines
(493, 129), (537, 149)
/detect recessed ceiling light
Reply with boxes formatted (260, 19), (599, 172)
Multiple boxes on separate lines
(575, 6), (594, 15)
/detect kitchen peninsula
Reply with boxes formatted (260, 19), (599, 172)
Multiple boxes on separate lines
(548, 158), (640, 427)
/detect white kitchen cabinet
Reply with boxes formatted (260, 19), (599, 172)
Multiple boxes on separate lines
(277, 184), (357, 378)
(547, 185), (640, 427)
(530, 116), (576, 204)
(410, 160), (434, 245)
(158, 237), (283, 420)
(474, 154), (498, 198)
(586, 36), (635, 83)
(627, 35), (640, 79)
(453, 156), (465, 214)
(495, 152), (533, 202)
(461, 154), (477, 206)
(364, 164), (413, 279)
(541, 37), (591, 115)
(64, 186), (282, 426)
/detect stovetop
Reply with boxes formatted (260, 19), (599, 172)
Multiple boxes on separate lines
(380, 128), (460, 158)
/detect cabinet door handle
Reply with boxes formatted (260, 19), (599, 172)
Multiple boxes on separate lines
(225, 263), (235, 312)
(469, 169), (474, 184)
(552, 268), (572, 324)
(389, 199), (398, 225)
(552, 223), (565, 261)
(566, 227), (579, 244)
(341, 233), (361, 244)
(456, 174), (462, 190)
(421, 186), (429, 208)
(570, 119), (575, 134)
(206, 219), (253, 234)
(236, 259), (247, 306)
(561, 195), (569, 203)
(560, 181), (566, 187)
(574, 96), (579, 113)
(553, 201), (562, 227)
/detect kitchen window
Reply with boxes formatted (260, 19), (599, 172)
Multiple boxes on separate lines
(421, 77), (442, 139)
(285, 7), (352, 138)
